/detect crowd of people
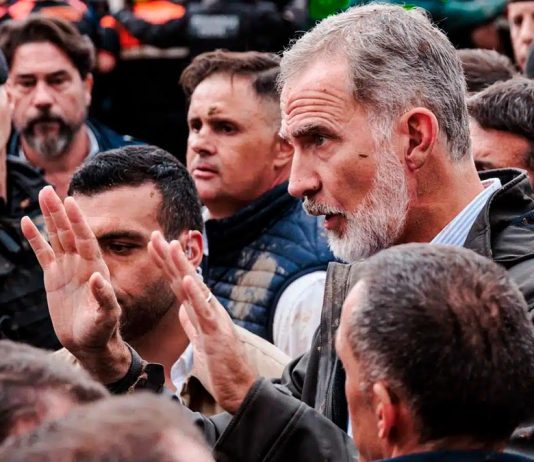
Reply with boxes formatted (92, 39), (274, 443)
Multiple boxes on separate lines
(1, 0), (534, 461)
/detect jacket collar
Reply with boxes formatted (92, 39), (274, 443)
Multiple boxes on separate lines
(465, 169), (534, 263)
(382, 451), (534, 462)
(205, 181), (295, 255)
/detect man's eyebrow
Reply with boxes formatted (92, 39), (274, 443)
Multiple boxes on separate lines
(290, 123), (338, 139)
(97, 231), (147, 241)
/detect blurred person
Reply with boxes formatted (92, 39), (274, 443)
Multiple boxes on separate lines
(24, 145), (288, 410)
(0, 16), (140, 199)
(21, 5), (534, 461)
(0, 393), (214, 462)
(0, 339), (108, 444)
(0, 47), (60, 350)
(507, 0), (534, 72)
(468, 77), (534, 188)
(180, 50), (335, 357)
(458, 48), (517, 94)
(337, 244), (534, 462)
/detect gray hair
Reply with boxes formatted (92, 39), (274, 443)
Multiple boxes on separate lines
(279, 4), (471, 160)
(0, 340), (108, 443)
(347, 244), (534, 445)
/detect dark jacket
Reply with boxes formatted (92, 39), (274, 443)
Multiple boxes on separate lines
(192, 169), (534, 462)
(7, 118), (141, 158)
(369, 451), (534, 462)
(0, 157), (60, 349)
(204, 182), (334, 341)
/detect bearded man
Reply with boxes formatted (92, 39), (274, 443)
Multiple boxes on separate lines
(0, 16), (139, 198)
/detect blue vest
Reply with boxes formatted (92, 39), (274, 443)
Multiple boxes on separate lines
(204, 182), (335, 341)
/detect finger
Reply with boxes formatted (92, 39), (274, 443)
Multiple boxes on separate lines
(179, 303), (200, 339)
(169, 239), (198, 280)
(148, 240), (173, 280)
(41, 186), (76, 253)
(182, 275), (218, 334)
(39, 187), (62, 253)
(64, 197), (101, 261)
(150, 231), (178, 278)
(21, 216), (55, 269)
(89, 272), (121, 314)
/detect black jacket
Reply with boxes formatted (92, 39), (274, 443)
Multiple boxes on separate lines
(192, 169), (534, 462)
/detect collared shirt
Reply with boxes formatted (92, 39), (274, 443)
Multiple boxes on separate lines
(431, 178), (501, 246)
(170, 344), (194, 397)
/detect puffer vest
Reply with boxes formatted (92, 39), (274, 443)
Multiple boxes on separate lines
(203, 182), (334, 341)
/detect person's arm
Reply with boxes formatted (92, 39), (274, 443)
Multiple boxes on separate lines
(273, 271), (325, 357)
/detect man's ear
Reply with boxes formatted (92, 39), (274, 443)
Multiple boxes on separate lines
(372, 382), (397, 442)
(180, 229), (204, 268)
(83, 73), (94, 107)
(273, 134), (294, 170)
(398, 108), (439, 172)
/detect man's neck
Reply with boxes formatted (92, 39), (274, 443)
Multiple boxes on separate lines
(0, 147), (7, 203)
(21, 124), (91, 174)
(129, 304), (189, 391)
(398, 160), (485, 244)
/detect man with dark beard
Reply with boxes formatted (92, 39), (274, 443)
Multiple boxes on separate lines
(0, 16), (139, 199)
(24, 145), (288, 409)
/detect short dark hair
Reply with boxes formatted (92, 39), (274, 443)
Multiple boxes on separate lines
(180, 49), (280, 102)
(0, 340), (108, 444)
(457, 49), (517, 94)
(468, 77), (534, 170)
(68, 146), (203, 239)
(348, 244), (534, 445)
(0, 15), (95, 79)
(0, 393), (213, 462)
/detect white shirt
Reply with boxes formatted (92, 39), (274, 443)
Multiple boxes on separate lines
(202, 208), (326, 359)
(170, 344), (194, 397)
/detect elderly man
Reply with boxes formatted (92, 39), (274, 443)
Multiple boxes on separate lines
(336, 244), (534, 462)
(468, 78), (534, 190)
(21, 4), (534, 461)
(0, 16), (139, 198)
(181, 50), (334, 356)
(508, 0), (534, 72)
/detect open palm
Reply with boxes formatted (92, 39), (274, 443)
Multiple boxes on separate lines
(21, 186), (121, 354)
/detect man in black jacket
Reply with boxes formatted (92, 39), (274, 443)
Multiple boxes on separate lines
(20, 4), (534, 462)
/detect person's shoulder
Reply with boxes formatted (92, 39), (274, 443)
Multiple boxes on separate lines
(87, 119), (145, 151)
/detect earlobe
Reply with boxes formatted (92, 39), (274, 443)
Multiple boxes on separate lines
(84, 73), (94, 106)
(373, 382), (395, 442)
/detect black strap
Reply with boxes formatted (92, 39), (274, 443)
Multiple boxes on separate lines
(106, 343), (144, 394)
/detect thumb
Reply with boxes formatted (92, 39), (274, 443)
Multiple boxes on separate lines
(89, 273), (120, 314)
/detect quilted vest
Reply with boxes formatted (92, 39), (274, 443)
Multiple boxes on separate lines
(203, 182), (334, 341)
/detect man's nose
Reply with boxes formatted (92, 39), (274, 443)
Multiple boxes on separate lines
(520, 16), (534, 45)
(188, 129), (215, 156)
(32, 81), (54, 108)
(288, 149), (321, 199)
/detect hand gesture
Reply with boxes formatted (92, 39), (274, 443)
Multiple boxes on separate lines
(21, 186), (130, 382)
(149, 231), (256, 413)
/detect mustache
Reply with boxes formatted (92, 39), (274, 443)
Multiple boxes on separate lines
(24, 112), (67, 131)
(303, 197), (346, 216)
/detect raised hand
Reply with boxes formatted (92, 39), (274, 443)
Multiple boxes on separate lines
(148, 231), (256, 413)
(21, 186), (130, 383)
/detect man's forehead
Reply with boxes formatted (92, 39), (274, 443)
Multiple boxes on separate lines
(508, 1), (534, 15)
(11, 41), (76, 73)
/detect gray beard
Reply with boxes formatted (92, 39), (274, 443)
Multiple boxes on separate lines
(327, 147), (410, 262)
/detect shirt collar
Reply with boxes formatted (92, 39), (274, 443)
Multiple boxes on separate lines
(170, 344), (194, 397)
(431, 178), (501, 247)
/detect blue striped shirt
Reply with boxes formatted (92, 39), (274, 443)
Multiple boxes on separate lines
(431, 178), (501, 246)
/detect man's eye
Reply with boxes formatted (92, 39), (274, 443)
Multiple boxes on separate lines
(313, 134), (328, 147)
(216, 123), (236, 134)
(189, 120), (201, 132)
(17, 79), (35, 89)
(108, 243), (136, 255)
(513, 16), (524, 28)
